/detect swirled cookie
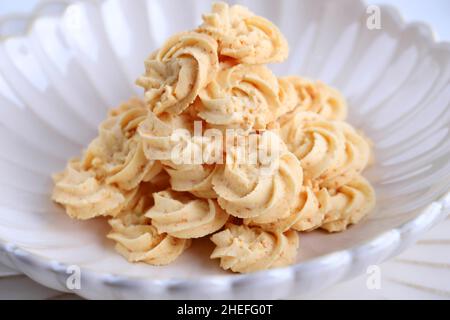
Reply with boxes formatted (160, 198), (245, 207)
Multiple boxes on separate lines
(83, 98), (161, 191)
(320, 122), (371, 189)
(210, 224), (298, 273)
(198, 2), (288, 64)
(52, 159), (133, 220)
(146, 190), (228, 238)
(108, 212), (190, 265)
(280, 77), (348, 121)
(138, 111), (194, 161)
(212, 132), (302, 223)
(280, 112), (370, 189)
(197, 64), (280, 131)
(137, 32), (219, 115)
(280, 112), (346, 183)
(319, 175), (376, 232)
(246, 186), (325, 232)
(164, 162), (218, 199)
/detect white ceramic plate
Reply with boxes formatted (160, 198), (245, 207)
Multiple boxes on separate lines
(3, 217), (450, 300)
(0, 0), (449, 300)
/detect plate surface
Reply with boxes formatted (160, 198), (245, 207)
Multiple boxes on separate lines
(0, 0), (449, 299)
(3, 216), (450, 300)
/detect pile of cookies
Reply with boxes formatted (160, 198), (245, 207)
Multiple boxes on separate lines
(52, 2), (375, 273)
